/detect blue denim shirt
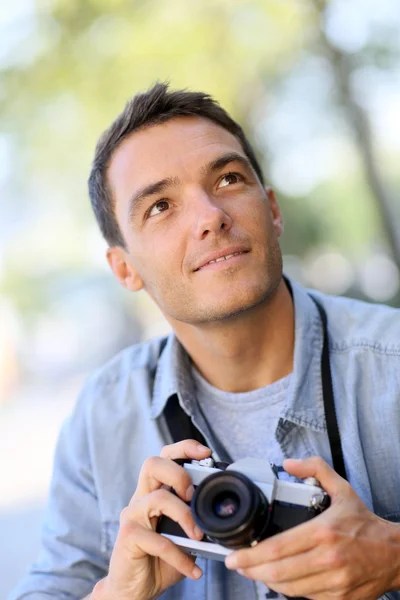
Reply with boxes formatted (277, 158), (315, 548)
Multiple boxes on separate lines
(8, 279), (400, 600)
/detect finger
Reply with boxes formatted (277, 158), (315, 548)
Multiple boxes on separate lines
(133, 456), (195, 501)
(240, 568), (373, 600)
(229, 545), (334, 584)
(113, 521), (203, 581)
(283, 456), (351, 499)
(238, 566), (342, 599)
(126, 488), (204, 540)
(226, 518), (322, 568)
(133, 440), (211, 500)
(160, 439), (211, 460)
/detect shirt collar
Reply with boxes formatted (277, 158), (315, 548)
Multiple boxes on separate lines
(150, 276), (327, 431)
(282, 277), (327, 432)
(150, 332), (192, 419)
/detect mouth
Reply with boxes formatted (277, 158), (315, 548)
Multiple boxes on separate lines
(195, 250), (249, 272)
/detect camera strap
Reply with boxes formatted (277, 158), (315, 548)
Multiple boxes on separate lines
(309, 294), (347, 480)
(162, 288), (347, 481)
(164, 392), (209, 446)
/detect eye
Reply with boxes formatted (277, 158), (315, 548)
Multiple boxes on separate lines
(147, 199), (170, 218)
(218, 172), (243, 188)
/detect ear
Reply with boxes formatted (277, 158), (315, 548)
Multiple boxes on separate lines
(265, 187), (284, 238)
(106, 246), (144, 292)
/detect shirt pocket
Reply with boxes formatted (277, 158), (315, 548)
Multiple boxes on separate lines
(102, 520), (120, 557)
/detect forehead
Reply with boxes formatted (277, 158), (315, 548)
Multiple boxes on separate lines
(107, 116), (245, 195)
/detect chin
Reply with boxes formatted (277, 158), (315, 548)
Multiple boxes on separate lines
(164, 272), (282, 325)
(191, 288), (272, 324)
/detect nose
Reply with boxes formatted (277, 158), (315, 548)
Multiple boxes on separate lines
(191, 192), (232, 240)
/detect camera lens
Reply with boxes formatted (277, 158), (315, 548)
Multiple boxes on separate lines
(191, 470), (270, 549)
(213, 492), (240, 518)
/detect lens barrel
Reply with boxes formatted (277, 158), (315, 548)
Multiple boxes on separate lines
(191, 470), (271, 548)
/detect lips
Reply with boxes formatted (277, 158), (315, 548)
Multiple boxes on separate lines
(194, 248), (249, 271)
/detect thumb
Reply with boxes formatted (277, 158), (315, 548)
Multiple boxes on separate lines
(283, 456), (350, 499)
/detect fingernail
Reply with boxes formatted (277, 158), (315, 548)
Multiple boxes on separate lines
(197, 444), (210, 452)
(192, 565), (202, 579)
(186, 484), (195, 501)
(225, 554), (237, 569)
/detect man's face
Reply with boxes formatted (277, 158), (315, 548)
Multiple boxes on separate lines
(107, 116), (283, 325)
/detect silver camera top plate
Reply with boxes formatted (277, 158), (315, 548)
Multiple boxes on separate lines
(185, 457), (325, 508)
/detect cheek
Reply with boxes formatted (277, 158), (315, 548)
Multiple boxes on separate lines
(238, 200), (271, 234)
(136, 234), (186, 281)
(236, 190), (268, 217)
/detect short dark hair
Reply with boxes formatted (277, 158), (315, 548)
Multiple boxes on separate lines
(88, 82), (265, 248)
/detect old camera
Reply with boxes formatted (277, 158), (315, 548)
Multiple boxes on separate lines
(157, 457), (330, 561)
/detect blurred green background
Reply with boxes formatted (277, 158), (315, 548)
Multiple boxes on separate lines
(0, 0), (399, 595)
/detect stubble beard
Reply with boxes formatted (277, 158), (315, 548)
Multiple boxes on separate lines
(167, 242), (283, 325)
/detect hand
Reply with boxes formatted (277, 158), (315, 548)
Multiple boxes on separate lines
(93, 440), (211, 600)
(225, 456), (400, 600)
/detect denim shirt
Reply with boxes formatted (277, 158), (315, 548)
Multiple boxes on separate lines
(8, 278), (400, 600)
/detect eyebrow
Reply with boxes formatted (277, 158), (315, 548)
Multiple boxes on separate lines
(128, 176), (179, 223)
(127, 151), (253, 223)
(200, 151), (254, 178)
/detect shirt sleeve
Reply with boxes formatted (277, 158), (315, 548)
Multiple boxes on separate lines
(7, 380), (109, 600)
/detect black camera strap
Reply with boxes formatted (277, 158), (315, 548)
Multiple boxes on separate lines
(309, 294), (347, 480)
(164, 392), (208, 446)
(162, 292), (347, 481)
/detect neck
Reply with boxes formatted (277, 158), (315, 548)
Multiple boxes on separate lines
(171, 279), (295, 393)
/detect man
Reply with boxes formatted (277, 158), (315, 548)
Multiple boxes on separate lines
(9, 82), (400, 600)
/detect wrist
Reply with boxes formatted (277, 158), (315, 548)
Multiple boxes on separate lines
(383, 520), (400, 591)
(91, 576), (154, 600)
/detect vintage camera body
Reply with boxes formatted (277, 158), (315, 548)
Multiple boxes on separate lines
(157, 457), (330, 561)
